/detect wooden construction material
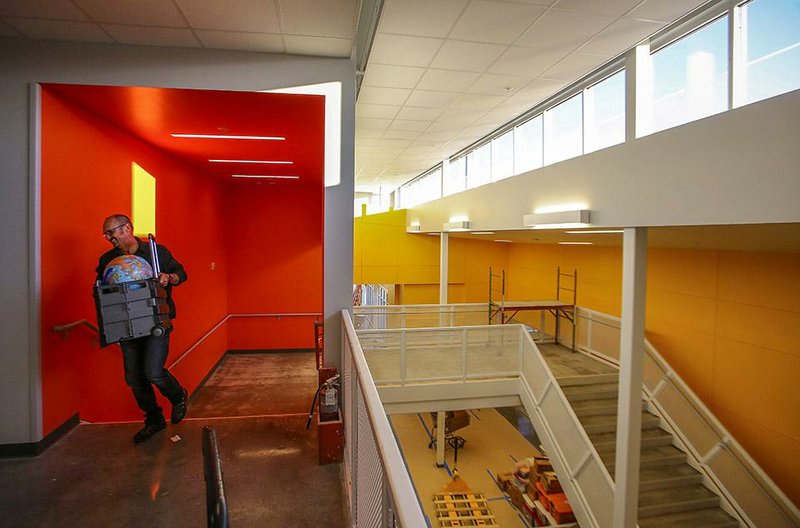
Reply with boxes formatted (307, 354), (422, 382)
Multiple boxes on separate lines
(434, 493), (498, 527)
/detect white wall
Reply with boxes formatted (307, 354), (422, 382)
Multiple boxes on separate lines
(0, 37), (355, 444)
(408, 89), (800, 231)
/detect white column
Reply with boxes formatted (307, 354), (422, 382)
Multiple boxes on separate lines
(613, 227), (648, 528)
(436, 411), (446, 467)
(440, 232), (449, 304)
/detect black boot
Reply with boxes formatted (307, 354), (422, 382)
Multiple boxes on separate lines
(133, 419), (166, 444)
(171, 388), (189, 424)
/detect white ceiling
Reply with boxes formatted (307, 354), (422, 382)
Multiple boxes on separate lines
(1, 0), (710, 193)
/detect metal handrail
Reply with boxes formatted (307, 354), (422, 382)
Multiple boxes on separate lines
(52, 318), (99, 335)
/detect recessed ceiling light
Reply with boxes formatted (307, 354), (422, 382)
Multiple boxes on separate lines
(209, 159), (293, 164)
(172, 134), (284, 140)
(565, 230), (623, 234)
(470, 231), (495, 235)
(231, 175), (300, 179)
(558, 241), (593, 245)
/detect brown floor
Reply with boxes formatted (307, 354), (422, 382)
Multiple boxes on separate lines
(0, 351), (346, 528)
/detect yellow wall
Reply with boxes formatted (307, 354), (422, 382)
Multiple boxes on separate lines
(354, 213), (799, 502)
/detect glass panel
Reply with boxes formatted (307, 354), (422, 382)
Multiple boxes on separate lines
(443, 156), (466, 196)
(466, 143), (491, 189)
(544, 93), (583, 165)
(584, 70), (626, 153)
(651, 15), (729, 134)
(491, 130), (514, 181)
(399, 167), (442, 209)
(741, 0), (800, 105)
(514, 115), (543, 174)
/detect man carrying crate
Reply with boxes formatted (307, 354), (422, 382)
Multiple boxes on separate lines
(96, 214), (189, 444)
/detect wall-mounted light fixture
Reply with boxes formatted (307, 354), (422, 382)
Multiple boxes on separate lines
(443, 220), (470, 231)
(406, 223), (421, 233)
(523, 208), (590, 229)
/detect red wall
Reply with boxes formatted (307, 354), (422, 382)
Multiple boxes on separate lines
(224, 183), (323, 350)
(41, 88), (229, 429)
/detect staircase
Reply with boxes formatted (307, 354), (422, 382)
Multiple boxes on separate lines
(559, 374), (740, 528)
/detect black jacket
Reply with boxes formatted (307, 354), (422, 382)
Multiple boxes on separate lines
(96, 239), (187, 319)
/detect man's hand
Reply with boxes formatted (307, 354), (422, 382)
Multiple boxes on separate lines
(158, 273), (171, 287)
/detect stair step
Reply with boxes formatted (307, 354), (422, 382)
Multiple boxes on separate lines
(638, 507), (740, 528)
(590, 427), (674, 450)
(570, 398), (647, 418)
(580, 411), (661, 434)
(561, 382), (618, 401)
(639, 485), (720, 517)
(601, 444), (687, 472)
(638, 464), (704, 491)
(558, 373), (618, 387)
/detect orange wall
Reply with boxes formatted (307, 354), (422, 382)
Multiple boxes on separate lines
(40, 89), (231, 429)
(224, 183), (323, 349)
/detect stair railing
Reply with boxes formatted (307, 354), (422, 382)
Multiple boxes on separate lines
(574, 306), (800, 528)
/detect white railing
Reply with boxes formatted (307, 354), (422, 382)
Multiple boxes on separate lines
(575, 306), (800, 528)
(353, 303), (488, 330)
(355, 319), (614, 528)
(341, 309), (427, 527)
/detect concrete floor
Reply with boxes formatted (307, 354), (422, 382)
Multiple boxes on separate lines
(0, 351), (347, 528)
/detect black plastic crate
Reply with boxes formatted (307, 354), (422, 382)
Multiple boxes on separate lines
(94, 279), (171, 347)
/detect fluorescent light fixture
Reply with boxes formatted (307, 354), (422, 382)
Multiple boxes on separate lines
(494, 239), (513, 243)
(209, 159), (293, 164)
(558, 241), (593, 245)
(565, 229), (622, 234)
(406, 224), (421, 232)
(534, 203), (587, 214)
(172, 133), (284, 140)
(470, 231), (495, 235)
(443, 220), (470, 231)
(523, 209), (590, 229)
(231, 175), (300, 179)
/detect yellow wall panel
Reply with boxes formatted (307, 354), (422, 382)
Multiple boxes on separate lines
(397, 265), (439, 285)
(400, 284), (439, 305)
(717, 251), (800, 312)
(713, 337), (800, 441)
(648, 248), (719, 298)
(131, 162), (156, 236)
(448, 284), (466, 303)
(361, 265), (398, 285)
(646, 289), (717, 332)
(716, 300), (800, 357)
(361, 223), (399, 267)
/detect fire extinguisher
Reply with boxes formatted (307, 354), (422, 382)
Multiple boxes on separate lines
(306, 374), (340, 428)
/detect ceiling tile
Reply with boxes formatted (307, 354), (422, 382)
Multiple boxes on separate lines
(467, 72), (532, 95)
(277, 0), (356, 38)
(378, 0), (467, 38)
(553, 0), (643, 17)
(355, 127), (386, 139)
(369, 33), (443, 67)
(579, 17), (662, 55)
(356, 104), (401, 119)
(75, 0), (186, 27)
(430, 40), (506, 72)
(436, 108), (487, 126)
(417, 130), (459, 142)
(628, 0), (708, 23)
(104, 25), (200, 48)
(0, 0), (89, 20)
(395, 106), (444, 121)
(405, 90), (460, 108)
(6, 18), (112, 43)
(283, 35), (351, 57)
(195, 30), (283, 52)
(517, 10), (614, 49)
(542, 51), (609, 81)
(449, 93), (507, 111)
(377, 138), (413, 150)
(383, 129), (423, 140)
(363, 64), (426, 89)
(358, 86), (412, 106)
(389, 120), (432, 131)
(449, 1), (546, 45)
(504, 78), (566, 108)
(417, 69), (481, 92)
(488, 45), (569, 76)
(357, 117), (393, 130)
(177, 0), (281, 33)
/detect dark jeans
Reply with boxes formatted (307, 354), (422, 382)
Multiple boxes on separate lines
(120, 332), (183, 424)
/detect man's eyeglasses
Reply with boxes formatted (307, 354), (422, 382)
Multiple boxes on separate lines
(102, 223), (126, 238)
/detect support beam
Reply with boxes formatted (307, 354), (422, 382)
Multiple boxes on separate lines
(439, 233), (448, 304)
(626, 43), (652, 140)
(613, 227), (648, 528)
(436, 411), (445, 467)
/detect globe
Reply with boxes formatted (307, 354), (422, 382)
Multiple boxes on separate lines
(102, 255), (154, 286)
